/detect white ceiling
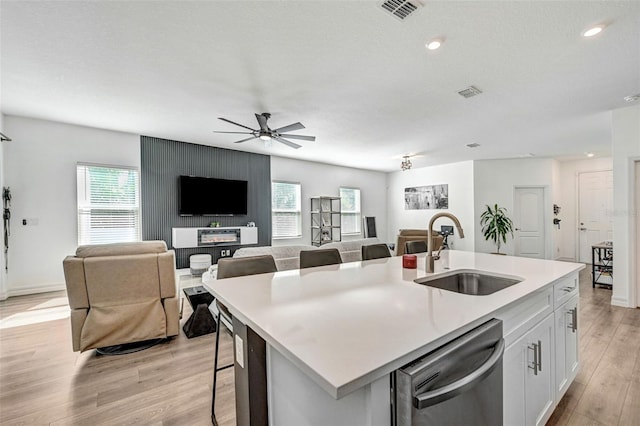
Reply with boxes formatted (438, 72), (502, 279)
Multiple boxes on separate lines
(1, 1), (639, 172)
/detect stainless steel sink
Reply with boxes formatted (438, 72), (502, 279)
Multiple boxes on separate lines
(414, 270), (522, 295)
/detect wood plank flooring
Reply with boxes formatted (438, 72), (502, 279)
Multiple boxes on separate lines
(547, 268), (640, 426)
(0, 267), (638, 425)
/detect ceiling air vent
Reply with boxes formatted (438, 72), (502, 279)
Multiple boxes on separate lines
(380, 0), (424, 21)
(457, 86), (483, 98)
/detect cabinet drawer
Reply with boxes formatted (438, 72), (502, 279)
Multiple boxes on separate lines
(553, 274), (579, 308)
(496, 286), (554, 347)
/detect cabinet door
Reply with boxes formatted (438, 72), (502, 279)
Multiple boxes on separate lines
(525, 314), (555, 426)
(555, 296), (579, 398)
(504, 338), (527, 426)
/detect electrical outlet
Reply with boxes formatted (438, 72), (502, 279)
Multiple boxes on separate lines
(235, 335), (244, 368)
(220, 249), (231, 257)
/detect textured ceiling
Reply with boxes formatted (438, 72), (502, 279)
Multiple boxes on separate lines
(1, 1), (639, 172)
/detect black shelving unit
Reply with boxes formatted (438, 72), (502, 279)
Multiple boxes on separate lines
(311, 196), (341, 247)
(592, 242), (613, 288)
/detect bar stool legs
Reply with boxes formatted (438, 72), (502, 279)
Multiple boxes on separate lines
(212, 312), (233, 425)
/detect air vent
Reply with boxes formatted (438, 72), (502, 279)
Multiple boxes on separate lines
(380, 0), (424, 21)
(466, 143), (481, 148)
(457, 86), (483, 98)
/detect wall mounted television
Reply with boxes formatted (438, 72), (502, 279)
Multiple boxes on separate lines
(179, 175), (248, 216)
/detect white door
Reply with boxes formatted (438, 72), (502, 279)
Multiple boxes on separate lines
(514, 187), (546, 259)
(636, 162), (640, 307)
(554, 296), (579, 398)
(578, 170), (613, 263)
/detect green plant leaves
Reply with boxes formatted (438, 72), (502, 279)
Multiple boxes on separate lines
(480, 203), (514, 253)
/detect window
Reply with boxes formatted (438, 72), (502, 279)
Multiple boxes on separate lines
(340, 187), (361, 235)
(272, 181), (301, 238)
(77, 164), (141, 245)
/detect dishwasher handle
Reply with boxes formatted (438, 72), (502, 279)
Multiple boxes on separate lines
(413, 338), (505, 410)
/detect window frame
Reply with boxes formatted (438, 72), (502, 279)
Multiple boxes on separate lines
(271, 180), (302, 239)
(340, 186), (362, 236)
(76, 162), (142, 246)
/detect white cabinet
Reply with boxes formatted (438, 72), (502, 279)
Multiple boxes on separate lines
(555, 295), (579, 398)
(504, 314), (555, 426)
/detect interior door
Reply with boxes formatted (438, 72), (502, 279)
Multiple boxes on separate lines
(514, 187), (546, 259)
(578, 171), (613, 263)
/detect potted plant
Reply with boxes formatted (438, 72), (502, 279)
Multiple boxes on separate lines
(480, 204), (514, 254)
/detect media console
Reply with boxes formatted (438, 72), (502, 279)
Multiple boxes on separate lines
(171, 227), (258, 249)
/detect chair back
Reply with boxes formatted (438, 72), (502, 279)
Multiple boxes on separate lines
(405, 240), (428, 254)
(361, 243), (391, 260)
(217, 255), (277, 279)
(300, 248), (342, 269)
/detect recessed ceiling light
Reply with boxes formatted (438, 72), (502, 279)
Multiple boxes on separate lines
(586, 152), (595, 157)
(624, 93), (640, 102)
(583, 25), (604, 37)
(426, 38), (443, 50)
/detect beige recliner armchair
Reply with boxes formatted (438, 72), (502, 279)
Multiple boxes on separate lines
(395, 229), (443, 256)
(62, 240), (180, 352)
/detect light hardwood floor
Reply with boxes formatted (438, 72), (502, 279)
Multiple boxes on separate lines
(0, 268), (638, 425)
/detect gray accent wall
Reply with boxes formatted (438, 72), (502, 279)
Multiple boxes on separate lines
(141, 136), (271, 268)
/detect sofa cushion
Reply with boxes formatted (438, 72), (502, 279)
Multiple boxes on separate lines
(76, 240), (167, 258)
(233, 245), (317, 271)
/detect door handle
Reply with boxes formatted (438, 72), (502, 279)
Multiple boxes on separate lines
(528, 341), (539, 375)
(579, 227), (587, 231)
(515, 228), (521, 231)
(537, 339), (542, 372)
(413, 338), (505, 409)
(572, 307), (578, 333)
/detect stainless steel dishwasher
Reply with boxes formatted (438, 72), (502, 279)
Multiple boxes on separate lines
(393, 319), (504, 426)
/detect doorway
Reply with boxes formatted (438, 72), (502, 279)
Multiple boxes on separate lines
(577, 170), (613, 263)
(514, 187), (546, 259)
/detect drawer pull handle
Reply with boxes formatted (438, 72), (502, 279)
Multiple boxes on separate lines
(562, 287), (574, 292)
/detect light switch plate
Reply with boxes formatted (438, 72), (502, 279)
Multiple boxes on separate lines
(235, 334), (244, 368)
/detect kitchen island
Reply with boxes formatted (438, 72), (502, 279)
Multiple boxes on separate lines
(203, 250), (584, 425)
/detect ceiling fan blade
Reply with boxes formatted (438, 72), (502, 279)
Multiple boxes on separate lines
(274, 136), (302, 149)
(214, 131), (255, 135)
(218, 117), (256, 132)
(273, 122), (305, 133)
(279, 134), (316, 141)
(255, 113), (269, 131)
(234, 136), (258, 144)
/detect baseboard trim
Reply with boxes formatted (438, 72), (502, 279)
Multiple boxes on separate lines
(7, 283), (66, 298)
(611, 296), (631, 308)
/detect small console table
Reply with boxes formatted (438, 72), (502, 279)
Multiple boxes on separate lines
(591, 241), (613, 288)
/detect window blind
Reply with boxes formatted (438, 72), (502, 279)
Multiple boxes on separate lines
(77, 164), (141, 245)
(272, 182), (301, 238)
(340, 187), (361, 235)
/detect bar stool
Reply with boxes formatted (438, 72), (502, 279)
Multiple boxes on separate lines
(300, 248), (342, 268)
(405, 240), (428, 254)
(361, 243), (391, 260)
(211, 255), (277, 425)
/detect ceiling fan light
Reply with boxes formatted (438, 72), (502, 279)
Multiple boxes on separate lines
(259, 134), (272, 141)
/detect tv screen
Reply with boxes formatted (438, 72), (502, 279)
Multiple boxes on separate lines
(179, 176), (248, 216)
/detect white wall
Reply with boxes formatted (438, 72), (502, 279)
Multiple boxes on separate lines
(4, 116), (140, 296)
(270, 156), (387, 246)
(386, 161), (475, 252)
(556, 157), (613, 261)
(611, 104), (640, 308)
(474, 158), (555, 258)
(0, 113), (6, 299)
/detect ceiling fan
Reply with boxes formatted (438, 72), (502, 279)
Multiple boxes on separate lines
(214, 113), (316, 149)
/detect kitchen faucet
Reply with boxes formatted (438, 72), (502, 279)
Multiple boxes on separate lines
(427, 212), (465, 273)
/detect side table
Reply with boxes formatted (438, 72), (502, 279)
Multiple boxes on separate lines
(182, 286), (216, 338)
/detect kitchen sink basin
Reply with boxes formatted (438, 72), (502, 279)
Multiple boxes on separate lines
(414, 270), (522, 295)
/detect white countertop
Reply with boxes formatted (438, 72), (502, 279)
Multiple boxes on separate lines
(203, 250), (584, 399)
